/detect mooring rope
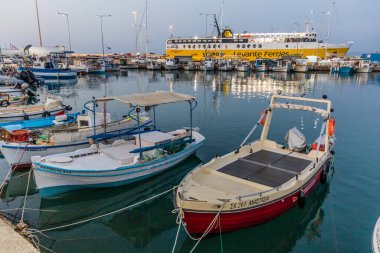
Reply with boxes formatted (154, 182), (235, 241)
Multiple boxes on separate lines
(20, 169), (32, 222)
(34, 185), (178, 233)
(171, 201), (226, 253)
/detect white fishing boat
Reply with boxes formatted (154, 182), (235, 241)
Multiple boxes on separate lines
(236, 61), (251, 72)
(272, 59), (293, 72)
(32, 91), (205, 197)
(373, 217), (380, 253)
(174, 94), (335, 234)
(164, 58), (179, 70)
(218, 60), (234, 71)
(87, 58), (106, 74)
(293, 59), (310, 73)
(200, 59), (215, 71)
(147, 61), (162, 70)
(0, 96), (69, 122)
(69, 62), (89, 75)
(184, 62), (197, 71)
(0, 99), (151, 169)
(355, 59), (373, 73)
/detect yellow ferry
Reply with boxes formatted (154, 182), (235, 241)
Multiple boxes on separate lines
(166, 22), (352, 61)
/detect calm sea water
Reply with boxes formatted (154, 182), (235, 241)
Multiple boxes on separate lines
(0, 70), (379, 253)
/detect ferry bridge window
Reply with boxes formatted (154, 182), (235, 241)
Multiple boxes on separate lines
(247, 44), (251, 48)
(224, 45), (228, 49)
(213, 45), (216, 49)
(182, 45), (186, 49)
(258, 44), (262, 48)
(253, 44), (256, 48)
(203, 44), (206, 48)
(242, 44), (246, 48)
(193, 45), (196, 49)
(188, 45), (191, 49)
(218, 45), (221, 48)
(237, 44), (240, 48)
(207, 44), (211, 48)
(285, 45), (289, 48)
(198, 45), (201, 49)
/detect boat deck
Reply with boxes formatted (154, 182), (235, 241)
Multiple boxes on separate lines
(218, 150), (312, 188)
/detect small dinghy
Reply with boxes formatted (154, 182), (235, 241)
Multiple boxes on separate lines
(174, 94), (335, 234)
(32, 91), (205, 197)
(373, 217), (380, 253)
(0, 96), (70, 122)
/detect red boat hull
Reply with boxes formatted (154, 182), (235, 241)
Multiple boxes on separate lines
(181, 169), (323, 234)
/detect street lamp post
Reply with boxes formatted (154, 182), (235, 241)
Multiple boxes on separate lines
(35, 0), (43, 46)
(57, 12), (72, 51)
(96, 14), (111, 58)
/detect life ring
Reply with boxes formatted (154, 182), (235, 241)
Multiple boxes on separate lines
(328, 118), (335, 137)
(0, 100), (10, 107)
(260, 111), (266, 126)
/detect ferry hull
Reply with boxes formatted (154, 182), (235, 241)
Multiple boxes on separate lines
(179, 167), (326, 234)
(166, 47), (350, 61)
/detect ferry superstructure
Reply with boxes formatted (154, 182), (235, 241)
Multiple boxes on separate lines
(166, 22), (352, 61)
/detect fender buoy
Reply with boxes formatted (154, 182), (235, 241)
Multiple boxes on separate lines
(0, 100), (10, 107)
(260, 111), (266, 126)
(298, 190), (306, 208)
(328, 118), (335, 137)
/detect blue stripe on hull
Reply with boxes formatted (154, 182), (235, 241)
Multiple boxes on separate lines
(37, 169), (166, 197)
(36, 140), (204, 197)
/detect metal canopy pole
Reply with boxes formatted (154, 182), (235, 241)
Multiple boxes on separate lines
(136, 107), (142, 159)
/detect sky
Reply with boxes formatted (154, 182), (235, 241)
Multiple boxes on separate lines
(0, 0), (379, 55)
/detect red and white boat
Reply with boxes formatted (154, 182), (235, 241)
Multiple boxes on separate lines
(174, 94), (336, 234)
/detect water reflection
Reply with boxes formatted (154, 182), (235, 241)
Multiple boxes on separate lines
(34, 156), (202, 252)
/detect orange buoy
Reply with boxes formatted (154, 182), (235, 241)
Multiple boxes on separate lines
(260, 111), (266, 126)
(328, 118), (336, 137)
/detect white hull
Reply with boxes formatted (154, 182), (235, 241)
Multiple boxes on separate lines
(1, 141), (89, 168)
(0, 107), (65, 122)
(236, 66), (250, 72)
(355, 67), (373, 73)
(293, 65), (309, 73)
(32, 131), (204, 197)
(272, 66), (292, 72)
(0, 118), (149, 167)
(164, 65), (179, 70)
(373, 217), (380, 253)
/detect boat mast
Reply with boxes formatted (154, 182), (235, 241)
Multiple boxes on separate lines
(145, 0), (148, 57)
(219, 0), (224, 60)
(35, 0), (43, 46)
(326, 2), (336, 58)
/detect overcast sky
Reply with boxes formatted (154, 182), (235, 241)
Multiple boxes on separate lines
(1, 0), (379, 54)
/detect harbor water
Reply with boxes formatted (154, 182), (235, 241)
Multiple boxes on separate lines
(0, 70), (379, 252)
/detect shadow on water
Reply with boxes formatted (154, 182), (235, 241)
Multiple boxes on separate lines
(178, 176), (332, 253)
